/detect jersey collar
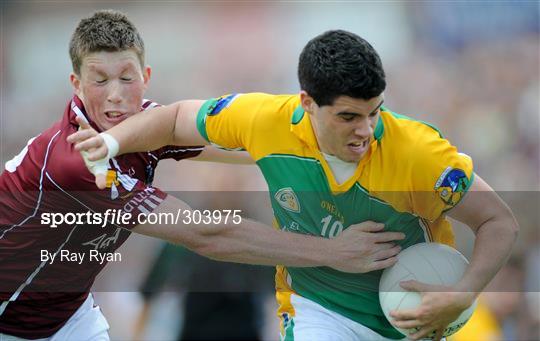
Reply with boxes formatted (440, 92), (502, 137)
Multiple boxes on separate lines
(289, 105), (385, 147)
(68, 95), (101, 132)
(289, 104), (386, 193)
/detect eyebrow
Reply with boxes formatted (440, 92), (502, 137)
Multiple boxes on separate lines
(87, 64), (137, 76)
(337, 100), (384, 117)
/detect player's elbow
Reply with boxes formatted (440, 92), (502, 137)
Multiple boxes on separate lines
(500, 201), (519, 240)
(485, 203), (519, 243)
(506, 211), (520, 243)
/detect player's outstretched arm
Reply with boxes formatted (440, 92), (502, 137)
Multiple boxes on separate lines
(133, 195), (404, 273)
(68, 100), (207, 160)
(67, 101), (226, 188)
(191, 146), (255, 164)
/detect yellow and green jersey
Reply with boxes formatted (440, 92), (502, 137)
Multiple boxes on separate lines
(197, 93), (474, 339)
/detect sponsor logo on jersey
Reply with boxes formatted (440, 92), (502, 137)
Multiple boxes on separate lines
(105, 170), (119, 188)
(82, 228), (121, 250)
(122, 187), (163, 215)
(208, 94), (239, 116)
(105, 170), (121, 200)
(275, 187), (301, 213)
(107, 160), (141, 200)
(434, 167), (469, 208)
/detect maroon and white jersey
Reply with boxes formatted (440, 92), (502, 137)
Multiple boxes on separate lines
(0, 95), (203, 339)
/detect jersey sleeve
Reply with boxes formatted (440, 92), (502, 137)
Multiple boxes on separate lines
(144, 99), (205, 161)
(409, 128), (474, 221)
(156, 145), (204, 161)
(196, 93), (274, 151)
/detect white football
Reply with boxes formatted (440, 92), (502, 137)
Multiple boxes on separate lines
(379, 242), (477, 339)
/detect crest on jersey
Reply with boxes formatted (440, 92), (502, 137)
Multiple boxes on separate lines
(105, 170), (121, 200)
(275, 187), (301, 213)
(434, 167), (469, 208)
(105, 162), (139, 200)
(208, 94), (239, 116)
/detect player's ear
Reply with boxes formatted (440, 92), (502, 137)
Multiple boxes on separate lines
(70, 72), (81, 96)
(300, 90), (316, 115)
(142, 65), (151, 89)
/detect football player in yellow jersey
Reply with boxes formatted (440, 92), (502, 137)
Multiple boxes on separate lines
(70, 30), (519, 340)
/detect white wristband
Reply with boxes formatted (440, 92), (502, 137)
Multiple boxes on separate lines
(100, 133), (120, 159)
(80, 133), (120, 177)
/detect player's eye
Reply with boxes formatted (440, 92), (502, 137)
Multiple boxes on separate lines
(340, 114), (356, 122)
(120, 77), (132, 82)
(96, 79), (107, 84)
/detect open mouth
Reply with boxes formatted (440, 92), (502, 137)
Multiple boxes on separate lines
(347, 139), (369, 154)
(105, 111), (128, 121)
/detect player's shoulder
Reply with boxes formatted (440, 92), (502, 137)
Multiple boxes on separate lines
(381, 108), (445, 145)
(3, 117), (95, 191)
(44, 123), (96, 189)
(379, 108), (450, 159)
(378, 107), (472, 183)
(209, 92), (299, 122)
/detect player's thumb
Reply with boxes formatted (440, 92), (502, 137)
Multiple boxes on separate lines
(75, 116), (91, 130)
(399, 280), (430, 293)
(96, 174), (107, 190)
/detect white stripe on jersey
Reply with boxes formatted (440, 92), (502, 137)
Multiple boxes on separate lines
(110, 158), (138, 191)
(143, 199), (158, 209)
(44, 173), (127, 232)
(147, 152), (159, 161)
(149, 195), (164, 204)
(0, 225), (79, 317)
(142, 99), (160, 109)
(71, 101), (89, 124)
(419, 218), (432, 242)
(137, 205), (152, 215)
(160, 147), (205, 155)
(0, 130), (61, 240)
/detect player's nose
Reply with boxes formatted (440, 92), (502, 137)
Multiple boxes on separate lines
(107, 81), (123, 104)
(353, 118), (373, 138)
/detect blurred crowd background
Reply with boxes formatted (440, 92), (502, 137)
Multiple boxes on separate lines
(1, 2), (538, 340)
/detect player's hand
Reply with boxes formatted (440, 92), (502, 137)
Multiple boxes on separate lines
(66, 117), (108, 189)
(328, 221), (405, 273)
(389, 280), (476, 341)
(67, 117), (109, 161)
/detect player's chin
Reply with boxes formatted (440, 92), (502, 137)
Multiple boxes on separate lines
(339, 150), (364, 163)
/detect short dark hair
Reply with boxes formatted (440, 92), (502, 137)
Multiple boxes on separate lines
(69, 10), (145, 75)
(298, 30), (386, 106)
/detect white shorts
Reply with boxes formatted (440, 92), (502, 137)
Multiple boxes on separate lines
(0, 294), (110, 341)
(280, 294), (405, 341)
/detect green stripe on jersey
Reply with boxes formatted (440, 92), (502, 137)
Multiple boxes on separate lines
(196, 98), (218, 142)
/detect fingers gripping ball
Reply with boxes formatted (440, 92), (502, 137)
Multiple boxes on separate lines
(379, 243), (477, 339)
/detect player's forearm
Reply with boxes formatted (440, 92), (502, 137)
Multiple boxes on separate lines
(108, 103), (181, 154)
(188, 218), (331, 267)
(132, 196), (331, 268)
(456, 211), (518, 296)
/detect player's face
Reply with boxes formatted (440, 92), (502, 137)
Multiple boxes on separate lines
(303, 93), (384, 163)
(70, 50), (151, 131)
